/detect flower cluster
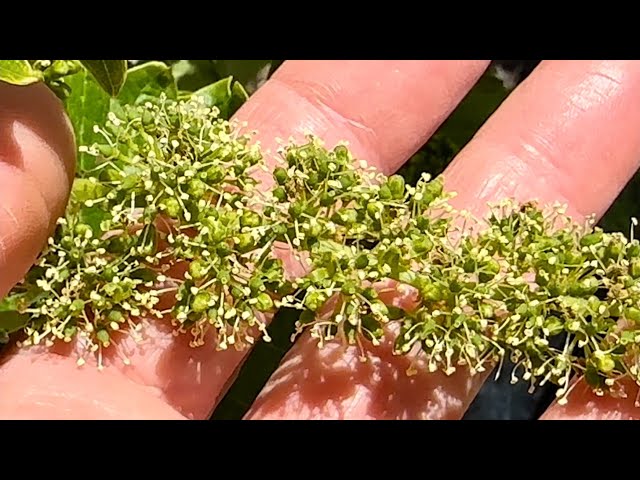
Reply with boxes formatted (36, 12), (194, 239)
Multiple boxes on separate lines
(6, 95), (289, 365)
(5, 93), (640, 403)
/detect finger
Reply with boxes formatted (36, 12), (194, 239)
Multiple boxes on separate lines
(539, 377), (640, 420)
(0, 81), (181, 420)
(0, 350), (185, 419)
(0, 61), (490, 419)
(0, 81), (76, 297)
(107, 60), (489, 419)
(461, 59), (640, 421)
(0, 84), (178, 420)
(246, 60), (640, 420)
(241, 60), (491, 182)
(445, 60), (640, 221)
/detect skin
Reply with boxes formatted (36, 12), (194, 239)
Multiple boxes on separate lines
(1, 60), (640, 420)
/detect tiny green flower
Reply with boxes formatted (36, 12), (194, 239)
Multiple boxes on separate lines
(192, 291), (212, 313)
(255, 293), (274, 312)
(304, 291), (327, 312)
(189, 260), (208, 281)
(387, 175), (405, 200)
(273, 167), (288, 185)
(96, 329), (110, 347)
(160, 197), (181, 218)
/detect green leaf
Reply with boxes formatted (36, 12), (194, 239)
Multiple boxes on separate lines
(0, 289), (47, 313)
(80, 60), (127, 97)
(193, 77), (249, 119)
(63, 71), (111, 172)
(0, 60), (42, 86)
(79, 206), (110, 235)
(397, 133), (458, 184)
(116, 61), (177, 105)
(230, 81), (249, 114)
(0, 310), (29, 335)
(0, 293), (23, 312)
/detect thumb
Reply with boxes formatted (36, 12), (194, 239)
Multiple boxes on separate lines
(0, 81), (76, 297)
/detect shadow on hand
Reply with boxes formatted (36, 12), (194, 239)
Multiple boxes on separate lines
(246, 327), (489, 420)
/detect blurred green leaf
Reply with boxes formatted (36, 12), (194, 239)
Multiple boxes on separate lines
(230, 81), (249, 115)
(79, 206), (110, 235)
(0, 311), (29, 343)
(0, 60), (42, 86)
(80, 60), (127, 97)
(0, 295), (22, 312)
(116, 61), (177, 105)
(398, 134), (459, 185)
(63, 71), (111, 172)
(193, 77), (249, 118)
(0, 288), (45, 312)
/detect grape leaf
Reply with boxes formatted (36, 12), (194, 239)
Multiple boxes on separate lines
(193, 77), (249, 119)
(80, 60), (127, 97)
(116, 61), (177, 105)
(62, 71), (111, 172)
(78, 205), (110, 236)
(0, 311), (29, 343)
(0, 294), (23, 312)
(0, 60), (42, 86)
(0, 287), (46, 312)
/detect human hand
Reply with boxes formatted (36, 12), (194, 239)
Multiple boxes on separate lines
(1, 60), (639, 420)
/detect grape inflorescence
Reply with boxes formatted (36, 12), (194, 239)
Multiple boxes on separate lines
(6, 93), (640, 403)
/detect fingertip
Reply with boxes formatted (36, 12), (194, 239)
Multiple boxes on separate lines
(444, 60), (640, 221)
(0, 81), (76, 296)
(0, 81), (76, 213)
